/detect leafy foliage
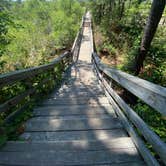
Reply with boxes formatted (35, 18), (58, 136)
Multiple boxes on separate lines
(90, 0), (166, 151)
(91, 0), (166, 86)
(134, 101), (166, 143)
(0, 0), (13, 59)
(0, 0), (84, 73)
(0, 0), (84, 146)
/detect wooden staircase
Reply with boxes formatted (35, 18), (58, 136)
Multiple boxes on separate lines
(0, 12), (166, 166)
(0, 61), (144, 166)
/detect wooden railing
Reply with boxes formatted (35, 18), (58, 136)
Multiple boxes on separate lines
(0, 52), (72, 123)
(89, 17), (166, 165)
(71, 15), (84, 63)
(0, 14), (85, 124)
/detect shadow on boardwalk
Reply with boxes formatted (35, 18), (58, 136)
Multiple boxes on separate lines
(0, 16), (145, 166)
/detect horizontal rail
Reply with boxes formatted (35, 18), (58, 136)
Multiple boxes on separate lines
(0, 52), (72, 123)
(0, 13), (85, 125)
(0, 52), (70, 88)
(92, 53), (166, 116)
(107, 93), (159, 166)
(4, 77), (53, 124)
(71, 16), (84, 53)
(93, 60), (159, 165)
(0, 89), (35, 113)
(71, 15), (84, 63)
(92, 52), (166, 165)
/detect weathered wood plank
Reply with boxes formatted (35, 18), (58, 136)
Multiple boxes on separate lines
(0, 89), (35, 113)
(4, 102), (30, 124)
(106, 84), (166, 164)
(33, 105), (114, 116)
(93, 61), (166, 165)
(20, 129), (128, 141)
(57, 86), (103, 93)
(30, 114), (113, 120)
(0, 148), (142, 166)
(41, 97), (109, 106)
(50, 93), (104, 98)
(92, 53), (166, 115)
(107, 92), (159, 166)
(1, 137), (135, 152)
(71, 15), (84, 53)
(25, 117), (122, 131)
(98, 162), (146, 166)
(0, 52), (70, 88)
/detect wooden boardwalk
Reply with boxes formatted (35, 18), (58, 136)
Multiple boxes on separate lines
(0, 13), (146, 165)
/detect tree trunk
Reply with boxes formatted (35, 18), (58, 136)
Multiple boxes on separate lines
(134, 0), (166, 75)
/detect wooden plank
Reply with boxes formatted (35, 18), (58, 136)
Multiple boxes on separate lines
(33, 105), (115, 116)
(93, 59), (160, 165)
(41, 97), (109, 106)
(60, 83), (101, 89)
(92, 53), (166, 115)
(107, 85), (166, 164)
(104, 91), (159, 166)
(1, 137), (135, 152)
(24, 117), (122, 132)
(54, 90), (104, 97)
(71, 15), (84, 53)
(57, 86), (103, 93)
(0, 52), (70, 88)
(20, 129), (128, 141)
(30, 114), (113, 120)
(4, 102), (30, 124)
(50, 93), (104, 98)
(58, 84), (102, 89)
(3, 76), (56, 123)
(0, 89), (35, 113)
(98, 162), (146, 166)
(0, 148), (142, 166)
(94, 66), (166, 165)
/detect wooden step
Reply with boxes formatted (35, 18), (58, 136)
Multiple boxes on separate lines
(62, 81), (99, 87)
(57, 87), (103, 94)
(1, 138), (145, 165)
(30, 114), (113, 120)
(25, 117), (122, 132)
(20, 129), (128, 141)
(63, 80), (99, 87)
(50, 92), (104, 98)
(46, 96), (106, 101)
(33, 105), (115, 116)
(52, 91), (104, 98)
(59, 83), (101, 88)
(0, 147), (142, 166)
(41, 97), (109, 106)
(95, 162), (146, 166)
(1, 137), (135, 152)
(59, 83), (100, 88)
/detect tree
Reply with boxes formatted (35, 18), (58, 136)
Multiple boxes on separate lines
(134, 0), (166, 75)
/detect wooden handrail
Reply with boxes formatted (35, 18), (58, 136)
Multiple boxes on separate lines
(71, 15), (85, 63)
(92, 53), (166, 116)
(71, 15), (84, 53)
(89, 13), (166, 165)
(93, 59), (159, 165)
(0, 52), (70, 88)
(92, 52), (166, 165)
(0, 13), (86, 123)
(0, 51), (72, 122)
